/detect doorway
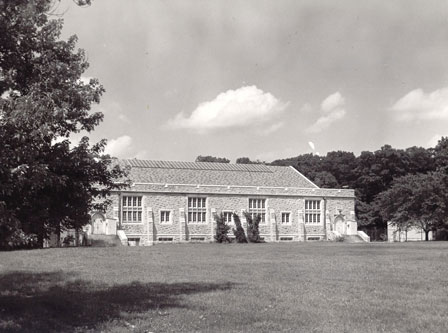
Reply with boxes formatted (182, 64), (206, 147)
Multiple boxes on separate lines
(91, 213), (106, 234)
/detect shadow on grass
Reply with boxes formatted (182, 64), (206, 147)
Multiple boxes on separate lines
(0, 271), (234, 332)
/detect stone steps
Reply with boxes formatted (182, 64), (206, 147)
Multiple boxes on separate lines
(88, 234), (122, 247)
(343, 235), (366, 243)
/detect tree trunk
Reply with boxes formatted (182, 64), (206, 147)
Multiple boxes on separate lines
(425, 230), (430, 241)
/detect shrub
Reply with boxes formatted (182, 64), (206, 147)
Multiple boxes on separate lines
(243, 212), (263, 243)
(232, 213), (248, 243)
(335, 235), (345, 242)
(214, 213), (232, 243)
(62, 235), (75, 247)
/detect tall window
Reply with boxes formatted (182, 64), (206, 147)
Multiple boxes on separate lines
(281, 212), (291, 224)
(160, 210), (171, 224)
(223, 211), (233, 226)
(122, 196), (142, 223)
(305, 200), (321, 224)
(248, 198), (266, 223)
(188, 197), (207, 223)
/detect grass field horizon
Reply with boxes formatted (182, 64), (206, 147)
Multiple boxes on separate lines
(1, 242), (447, 332)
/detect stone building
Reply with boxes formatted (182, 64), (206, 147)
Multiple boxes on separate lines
(90, 159), (366, 246)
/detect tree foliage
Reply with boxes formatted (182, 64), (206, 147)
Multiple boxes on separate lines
(213, 212), (231, 243)
(232, 213), (247, 243)
(235, 157), (265, 164)
(271, 141), (448, 240)
(243, 212), (262, 243)
(374, 172), (448, 240)
(0, 0), (126, 248)
(195, 155), (230, 163)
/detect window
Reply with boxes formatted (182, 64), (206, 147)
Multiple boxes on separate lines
(128, 238), (140, 246)
(223, 211), (234, 226)
(307, 236), (321, 241)
(160, 210), (171, 224)
(281, 212), (291, 224)
(188, 197), (207, 223)
(304, 200), (321, 224)
(248, 198), (266, 223)
(158, 237), (173, 242)
(122, 196), (142, 223)
(280, 236), (294, 241)
(190, 237), (206, 242)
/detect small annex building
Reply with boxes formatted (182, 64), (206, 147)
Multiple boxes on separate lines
(89, 159), (364, 246)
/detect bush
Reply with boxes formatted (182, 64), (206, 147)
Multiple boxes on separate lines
(232, 213), (248, 243)
(244, 212), (263, 243)
(62, 235), (75, 247)
(335, 235), (345, 242)
(214, 213), (232, 243)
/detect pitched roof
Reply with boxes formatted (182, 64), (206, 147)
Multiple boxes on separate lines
(122, 159), (318, 189)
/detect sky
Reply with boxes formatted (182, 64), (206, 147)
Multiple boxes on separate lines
(58, 0), (448, 162)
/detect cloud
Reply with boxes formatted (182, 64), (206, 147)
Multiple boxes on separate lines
(167, 85), (288, 132)
(104, 135), (132, 157)
(308, 141), (315, 151)
(306, 92), (346, 133)
(391, 87), (448, 121)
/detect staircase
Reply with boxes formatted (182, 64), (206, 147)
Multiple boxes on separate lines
(88, 234), (122, 247)
(343, 235), (366, 243)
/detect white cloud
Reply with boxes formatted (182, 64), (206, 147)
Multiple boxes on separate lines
(104, 135), (132, 157)
(391, 87), (448, 121)
(306, 92), (346, 133)
(308, 141), (315, 151)
(167, 85), (288, 132)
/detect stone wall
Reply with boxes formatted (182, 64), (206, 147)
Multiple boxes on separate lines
(109, 190), (356, 245)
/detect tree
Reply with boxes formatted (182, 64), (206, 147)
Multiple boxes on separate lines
(322, 151), (357, 187)
(313, 171), (338, 188)
(195, 155), (230, 163)
(0, 0), (126, 248)
(243, 212), (262, 243)
(433, 136), (448, 172)
(232, 213), (247, 243)
(375, 172), (448, 241)
(235, 157), (265, 164)
(214, 212), (231, 243)
(271, 153), (323, 181)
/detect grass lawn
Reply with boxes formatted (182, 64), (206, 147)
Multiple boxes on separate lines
(1, 242), (447, 332)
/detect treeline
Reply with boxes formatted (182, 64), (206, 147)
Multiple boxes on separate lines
(197, 138), (448, 240)
(271, 140), (448, 240)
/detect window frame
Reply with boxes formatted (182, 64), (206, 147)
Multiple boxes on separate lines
(159, 209), (173, 224)
(121, 195), (143, 224)
(280, 211), (292, 225)
(187, 196), (207, 224)
(304, 199), (322, 224)
(127, 237), (140, 246)
(248, 198), (267, 224)
(222, 210), (234, 226)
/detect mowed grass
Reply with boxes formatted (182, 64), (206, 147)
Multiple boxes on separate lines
(1, 242), (447, 332)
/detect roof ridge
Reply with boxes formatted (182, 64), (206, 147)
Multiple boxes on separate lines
(123, 159), (284, 173)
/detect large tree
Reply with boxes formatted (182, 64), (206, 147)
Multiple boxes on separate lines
(374, 172), (448, 241)
(0, 0), (126, 248)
